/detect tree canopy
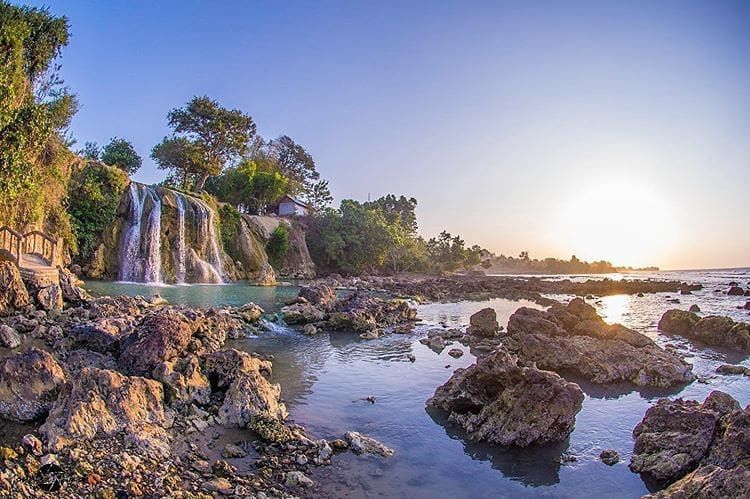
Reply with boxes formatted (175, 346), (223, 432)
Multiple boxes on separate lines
(100, 137), (142, 174)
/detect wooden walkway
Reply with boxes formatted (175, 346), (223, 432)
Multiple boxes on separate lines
(0, 226), (60, 286)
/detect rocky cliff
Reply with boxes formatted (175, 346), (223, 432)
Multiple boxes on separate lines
(83, 182), (315, 284)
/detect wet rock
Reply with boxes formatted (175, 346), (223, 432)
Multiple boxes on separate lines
(359, 330), (380, 340)
(420, 335), (446, 353)
(201, 477), (234, 495)
(0, 348), (66, 421)
(448, 348), (464, 358)
(40, 368), (170, 457)
(345, 431), (395, 457)
(0, 324), (21, 348)
(285, 470), (314, 488)
(467, 308), (499, 337)
(221, 443), (247, 458)
(203, 349), (286, 426)
(630, 391), (740, 483)
(505, 301), (694, 387)
(600, 449), (620, 465)
(303, 323), (318, 335)
(249, 414), (297, 443)
(0, 262), (31, 315)
(299, 284), (337, 309)
(688, 304), (701, 313)
(716, 364), (750, 376)
(36, 284), (63, 312)
(427, 348), (584, 447)
(728, 286), (745, 296)
(645, 464), (750, 498)
(659, 310), (750, 353)
(119, 310), (194, 376)
(281, 302), (326, 325)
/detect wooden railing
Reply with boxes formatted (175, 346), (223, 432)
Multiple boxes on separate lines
(0, 226), (58, 267)
(0, 227), (23, 265)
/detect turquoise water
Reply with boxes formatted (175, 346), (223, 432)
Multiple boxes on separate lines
(83, 270), (750, 498)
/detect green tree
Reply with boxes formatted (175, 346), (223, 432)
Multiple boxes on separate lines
(364, 194), (418, 235)
(305, 179), (333, 213)
(151, 136), (204, 190)
(154, 96), (256, 191)
(266, 224), (289, 269)
(101, 137), (142, 174)
(80, 141), (100, 160)
(269, 135), (319, 195)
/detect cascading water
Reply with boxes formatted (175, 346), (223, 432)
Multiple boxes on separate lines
(117, 183), (227, 284)
(175, 194), (187, 284)
(118, 183), (145, 282)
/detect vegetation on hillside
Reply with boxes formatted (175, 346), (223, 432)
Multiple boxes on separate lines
(484, 252), (617, 274)
(266, 224), (289, 269)
(0, 2), (77, 244)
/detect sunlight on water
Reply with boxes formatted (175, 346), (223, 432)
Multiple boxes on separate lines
(597, 294), (632, 325)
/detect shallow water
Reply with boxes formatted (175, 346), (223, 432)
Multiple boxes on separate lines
(86, 269), (749, 498)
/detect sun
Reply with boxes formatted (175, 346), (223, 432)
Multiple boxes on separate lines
(555, 179), (677, 267)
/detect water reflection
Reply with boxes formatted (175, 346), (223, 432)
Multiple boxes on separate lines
(426, 407), (567, 487)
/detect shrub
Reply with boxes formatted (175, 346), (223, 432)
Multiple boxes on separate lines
(266, 224), (289, 270)
(218, 204), (241, 251)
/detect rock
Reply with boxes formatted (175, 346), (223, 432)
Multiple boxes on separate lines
(600, 449), (620, 465)
(296, 454), (308, 465)
(467, 308), (499, 337)
(119, 310), (194, 376)
(345, 431), (395, 457)
(281, 302), (326, 325)
(659, 310), (750, 353)
(728, 286), (745, 296)
(630, 391), (740, 483)
(201, 477), (234, 495)
(680, 289), (692, 295)
(427, 348), (583, 446)
(58, 268), (91, 305)
(21, 434), (43, 456)
(0, 324), (21, 348)
(645, 464), (750, 498)
(359, 330), (380, 340)
(688, 304), (701, 313)
(716, 364), (750, 376)
(203, 349), (286, 427)
(745, 301), (750, 310)
(285, 470), (314, 488)
(221, 443), (247, 458)
(420, 335), (445, 353)
(64, 349), (118, 375)
(256, 261), (276, 286)
(299, 284), (337, 309)
(191, 459), (211, 474)
(0, 348), (66, 421)
(69, 320), (125, 354)
(318, 440), (333, 460)
(448, 348), (464, 358)
(212, 460), (235, 478)
(153, 355), (211, 407)
(237, 303), (264, 323)
(249, 414), (297, 443)
(303, 323), (318, 335)
(505, 302), (694, 387)
(39, 368), (170, 457)
(36, 284), (63, 312)
(0, 262), (31, 315)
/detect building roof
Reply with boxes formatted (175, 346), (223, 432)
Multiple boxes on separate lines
(279, 194), (309, 208)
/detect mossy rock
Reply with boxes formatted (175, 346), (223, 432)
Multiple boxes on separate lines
(248, 414), (295, 444)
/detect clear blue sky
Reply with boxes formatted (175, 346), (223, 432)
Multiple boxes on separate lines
(23, 1), (750, 269)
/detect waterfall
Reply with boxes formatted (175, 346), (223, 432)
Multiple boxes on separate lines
(116, 183), (227, 284)
(175, 194), (187, 284)
(142, 187), (162, 283)
(118, 183), (145, 282)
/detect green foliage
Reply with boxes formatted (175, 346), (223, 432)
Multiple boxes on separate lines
(0, 2), (77, 233)
(67, 162), (129, 261)
(305, 179), (333, 213)
(218, 203), (241, 251)
(206, 158), (289, 215)
(80, 141), (100, 159)
(268, 135), (319, 195)
(101, 137), (142, 174)
(363, 194), (418, 235)
(153, 95), (256, 191)
(426, 231), (483, 272)
(266, 224), (289, 269)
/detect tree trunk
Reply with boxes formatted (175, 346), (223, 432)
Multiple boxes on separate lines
(195, 171), (210, 192)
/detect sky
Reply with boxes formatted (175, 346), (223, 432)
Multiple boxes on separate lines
(22, 0), (750, 269)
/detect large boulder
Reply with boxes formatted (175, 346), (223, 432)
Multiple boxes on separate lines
(153, 355), (210, 407)
(69, 319), (126, 354)
(728, 286), (745, 296)
(0, 348), (66, 421)
(39, 368), (170, 456)
(0, 324), (21, 349)
(505, 300), (694, 387)
(299, 284), (337, 309)
(36, 284), (63, 312)
(467, 308), (499, 337)
(0, 262), (30, 315)
(659, 309), (750, 353)
(631, 390), (749, 495)
(203, 349), (286, 427)
(427, 348), (584, 447)
(119, 310), (194, 376)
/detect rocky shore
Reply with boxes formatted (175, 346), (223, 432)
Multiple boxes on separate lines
(0, 263), (397, 497)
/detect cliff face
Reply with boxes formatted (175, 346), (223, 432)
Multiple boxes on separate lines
(83, 182), (314, 283)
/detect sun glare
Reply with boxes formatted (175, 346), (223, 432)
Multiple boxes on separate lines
(556, 180), (677, 267)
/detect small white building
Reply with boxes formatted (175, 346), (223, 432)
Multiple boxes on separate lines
(276, 194), (310, 216)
